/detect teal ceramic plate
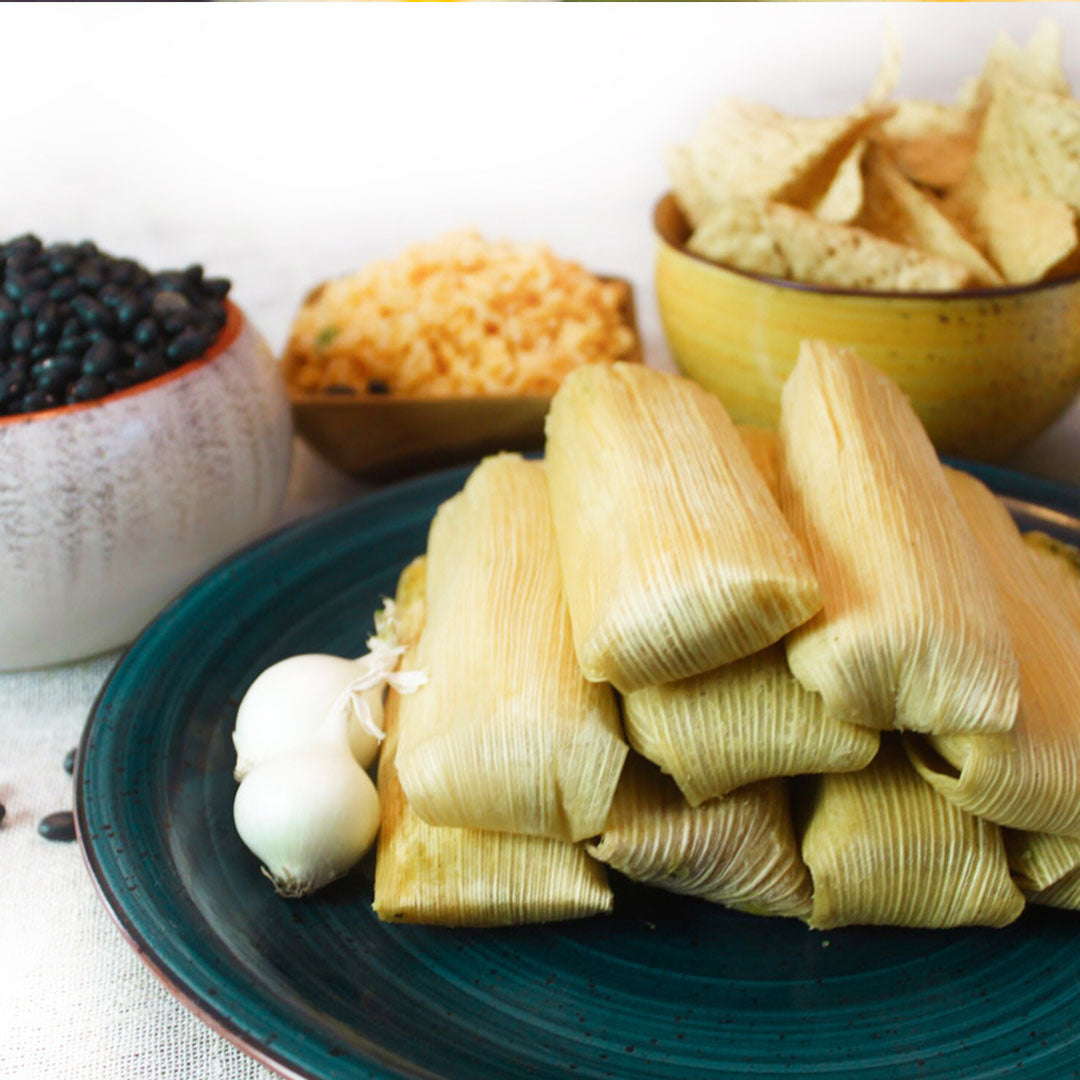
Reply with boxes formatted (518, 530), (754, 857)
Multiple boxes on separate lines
(77, 460), (1080, 1080)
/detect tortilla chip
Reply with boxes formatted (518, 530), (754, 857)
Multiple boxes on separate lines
(984, 21), (1069, 99)
(969, 79), (1080, 215)
(874, 100), (978, 190)
(868, 22), (904, 107)
(944, 178), (1079, 285)
(690, 99), (889, 212)
(687, 198), (972, 292)
(813, 140), (867, 224)
(665, 145), (714, 229)
(857, 145), (1003, 286)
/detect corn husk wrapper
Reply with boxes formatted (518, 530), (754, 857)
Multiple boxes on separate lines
(906, 469), (1080, 838)
(803, 739), (1025, 930)
(623, 644), (878, 804)
(587, 753), (811, 920)
(688, 198), (972, 292)
(374, 566), (613, 927)
(735, 424), (782, 500)
(1024, 531), (1080, 628)
(394, 454), (627, 842)
(856, 144), (1003, 286)
(1006, 831), (1080, 911)
(622, 425), (876, 802)
(780, 342), (1019, 734)
(545, 364), (821, 693)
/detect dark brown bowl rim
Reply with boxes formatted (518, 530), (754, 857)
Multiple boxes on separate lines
(653, 191), (1080, 302)
(0, 299), (244, 429)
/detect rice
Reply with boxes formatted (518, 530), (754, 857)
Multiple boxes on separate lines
(284, 231), (637, 396)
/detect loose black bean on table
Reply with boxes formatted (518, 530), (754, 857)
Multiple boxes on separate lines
(0, 234), (230, 417)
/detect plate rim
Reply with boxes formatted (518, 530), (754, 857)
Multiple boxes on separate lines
(74, 457), (1080, 1080)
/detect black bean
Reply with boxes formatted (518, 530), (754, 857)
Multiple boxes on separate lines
(109, 259), (138, 287)
(0, 233), (229, 416)
(150, 289), (189, 316)
(132, 317), (159, 348)
(133, 351), (168, 378)
(10, 319), (33, 354)
(63, 747), (77, 775)
(19, 389), (58, 413)
(152, 270), (187, 293)
(75, 262), (105, 292)
(81, 338), (119, 375)
(68, 374), (109, 403)
(116, 295), (143, 333)
(56, 334), (86, 358)
(166, 329), (211, 365)
(34, 302), (61, 342)
(45, 243), (78, 277)
(106, 368), (140, 391)
(70, 294), (115, 332)
(4, 273), (32, 301)
(33, 355), (80, 389)
(48, 276), (78, 304)
(0, 371), (26, 404)
(203, 277), (230, 300)
(366, 378), (391, 394)
(38, 811), (76, 843)
(1, 234), (42, 260)
(19, 290), (47, 318)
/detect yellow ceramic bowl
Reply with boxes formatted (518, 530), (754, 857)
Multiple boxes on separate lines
(654, 193), (1080, 461)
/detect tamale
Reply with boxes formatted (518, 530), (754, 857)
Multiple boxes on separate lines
(1024, 531), (1080, 628)
(622, 644), (878, 803)
(621, 423), (877, 801)
(905, 469), (1080, 838)
(544, 363), (822, 693)
(1006, 831), (1080, 911)
(736, 424), (782, 500)
(587, 753), (812, 919)
(394, 453), (627, 843)
(374, 564), (613, 926)
(780, 340), (1019, 734)
(802, 738), (1025, 929)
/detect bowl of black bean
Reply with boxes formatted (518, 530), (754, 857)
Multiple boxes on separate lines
(0, 234), (293, 670)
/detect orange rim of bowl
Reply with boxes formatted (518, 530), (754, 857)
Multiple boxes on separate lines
(0, 299), (244, 428)
(653, 192), (1080, 302)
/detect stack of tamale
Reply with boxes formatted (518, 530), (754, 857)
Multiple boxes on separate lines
(371, 344), (1080, 932)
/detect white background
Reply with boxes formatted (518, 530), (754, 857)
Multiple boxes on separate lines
(5, 6), (1080, 1080)
(2, 2), (1080, 366)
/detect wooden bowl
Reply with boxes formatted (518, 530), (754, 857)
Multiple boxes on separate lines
(282, 276), (641, 481)
(0, 302), (292, 670)
(654, 193), (1080, 461)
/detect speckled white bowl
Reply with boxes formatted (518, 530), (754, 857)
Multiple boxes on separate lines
(0, 302), (293, 670)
